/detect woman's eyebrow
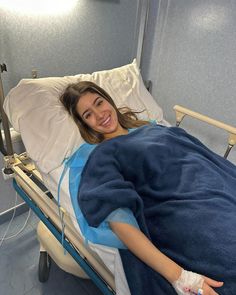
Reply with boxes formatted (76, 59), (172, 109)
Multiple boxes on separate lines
(93, 96), (102, 105)
(82, 96), (101, 117)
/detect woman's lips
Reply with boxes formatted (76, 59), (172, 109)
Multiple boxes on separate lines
(101, 116), (111, 127)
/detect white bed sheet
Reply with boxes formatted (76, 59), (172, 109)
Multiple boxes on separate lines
(40, 119), (170, 295)
(41, 164), (131, 295)
(4, 59), (170, 294)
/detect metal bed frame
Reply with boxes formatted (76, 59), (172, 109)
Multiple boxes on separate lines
(1, 64), (236, 293)
(1, 0), (236, 290)
(1, 104), (236, 294)
(10, 155), (116, 294)
(0, 2), (151, 292)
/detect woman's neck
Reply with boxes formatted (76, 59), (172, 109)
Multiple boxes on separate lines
(104, 127), (128, 140)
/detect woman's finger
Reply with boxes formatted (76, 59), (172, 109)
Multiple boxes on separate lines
(203, 282), (219, 295)
(203, 276), (224, 288)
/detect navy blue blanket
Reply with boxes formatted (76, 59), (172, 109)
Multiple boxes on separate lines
(78, 125), (236, 295)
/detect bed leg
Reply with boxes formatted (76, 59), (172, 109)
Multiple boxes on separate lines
(38, 251), (51, 283)
(224, 144), (233, 159)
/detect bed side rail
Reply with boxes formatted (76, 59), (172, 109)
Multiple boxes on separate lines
(9, 155), (116, 294)
(174, 105), (236, 158)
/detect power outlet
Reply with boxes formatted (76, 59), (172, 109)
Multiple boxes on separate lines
(31, 69), (38, 79)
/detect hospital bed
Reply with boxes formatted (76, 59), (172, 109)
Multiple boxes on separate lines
(1, 59), (236, 295)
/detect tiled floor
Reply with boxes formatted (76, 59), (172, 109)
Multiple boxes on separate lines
(0, 210), (103, 295)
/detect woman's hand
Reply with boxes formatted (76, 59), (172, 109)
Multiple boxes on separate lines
(172, 269), (223, 295)
(202, 276), (224, 295)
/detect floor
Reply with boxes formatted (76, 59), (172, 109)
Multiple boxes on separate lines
(0, 210), (103, 295)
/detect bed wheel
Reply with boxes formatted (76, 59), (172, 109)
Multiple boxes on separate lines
(38, 251), (51, 283)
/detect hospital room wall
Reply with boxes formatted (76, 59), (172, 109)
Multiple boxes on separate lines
(0, 0), (138, 94)
(142, 0), (236, 164)
(0, 0), (139, 217)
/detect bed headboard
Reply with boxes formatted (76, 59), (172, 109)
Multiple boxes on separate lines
(4, 59), (164, 174)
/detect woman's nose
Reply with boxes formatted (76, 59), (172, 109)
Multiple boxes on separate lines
(94, 109), (103, 119)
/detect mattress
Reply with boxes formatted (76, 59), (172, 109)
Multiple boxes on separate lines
(41, 164), (131, 295)
(3, 60), (170, 294)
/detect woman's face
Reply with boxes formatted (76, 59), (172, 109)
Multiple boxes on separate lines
(76, 91), (125, 139)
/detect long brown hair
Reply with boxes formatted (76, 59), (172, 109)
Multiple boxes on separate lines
(60, 81), (149, 144)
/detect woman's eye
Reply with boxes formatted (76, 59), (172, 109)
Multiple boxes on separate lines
(85, 113), (91, 120)
(97, 99), (103, 106)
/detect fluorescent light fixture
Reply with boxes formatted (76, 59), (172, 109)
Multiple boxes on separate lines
(191, 5), (226, 31)
(0, 0), (78, 15)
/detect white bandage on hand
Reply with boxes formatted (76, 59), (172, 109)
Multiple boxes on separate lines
(172, 269), (204, 295)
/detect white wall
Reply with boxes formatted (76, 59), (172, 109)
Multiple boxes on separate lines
(143, 0), (236, 163)
(0, 0), (139, 215)
(0, 0), (138, 94)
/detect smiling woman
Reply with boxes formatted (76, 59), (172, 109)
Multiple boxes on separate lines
(0, 0), (78, 15)
(76, 92), (128, 141)
(60, 81), (150, 144)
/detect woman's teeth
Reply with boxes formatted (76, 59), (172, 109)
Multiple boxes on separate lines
(101, 116), (111, 126)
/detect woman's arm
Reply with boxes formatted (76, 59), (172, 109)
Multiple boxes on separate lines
(110, 222), (223, 295)
(110, 221), (181, 283)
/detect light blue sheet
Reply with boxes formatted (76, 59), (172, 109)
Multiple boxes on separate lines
(58, 142), (139, 248)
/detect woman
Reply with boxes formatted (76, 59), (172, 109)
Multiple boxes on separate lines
(60, 81), (236, 295)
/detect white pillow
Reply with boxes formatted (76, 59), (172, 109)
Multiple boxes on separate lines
(4, 59), (163, 173)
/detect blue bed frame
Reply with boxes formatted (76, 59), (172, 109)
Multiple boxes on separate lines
(13, 178), (115, 295)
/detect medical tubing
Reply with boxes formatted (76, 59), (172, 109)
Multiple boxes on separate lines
(0, 192), (18, 247)
(0, 191), (30, 245)
(0, 209), (31, 241)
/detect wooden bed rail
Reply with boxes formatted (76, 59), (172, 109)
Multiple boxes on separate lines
(173, 105), (236, 158)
